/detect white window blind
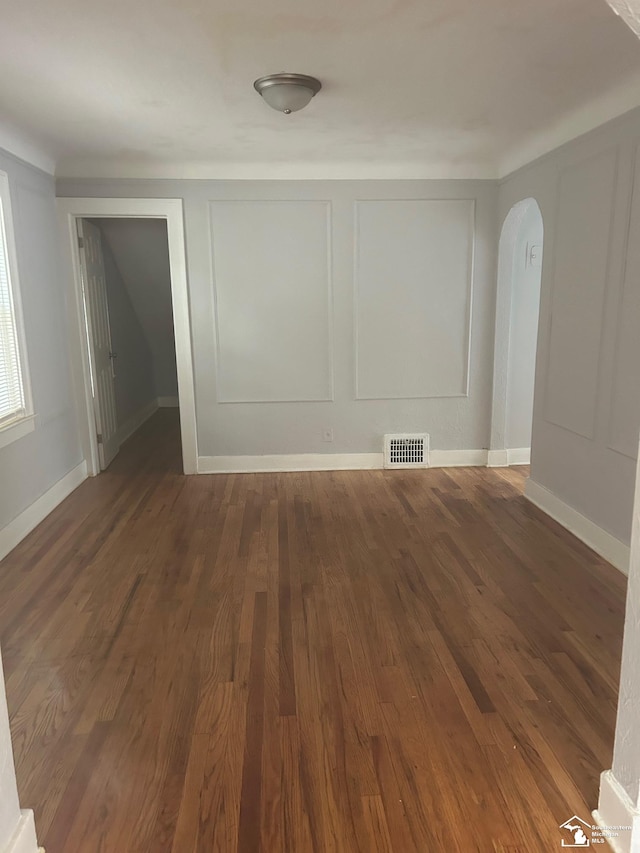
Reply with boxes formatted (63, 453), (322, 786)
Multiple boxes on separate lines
(0, 187), (26, 427)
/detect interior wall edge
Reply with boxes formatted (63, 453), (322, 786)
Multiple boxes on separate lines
(2, 810), (39, 853)
(114, 398), (158, 450)
(594, 770), (640, 853)
(197, 449), (494, 474)
(0, 461), (88, 563)
(524, 478), (630, 574)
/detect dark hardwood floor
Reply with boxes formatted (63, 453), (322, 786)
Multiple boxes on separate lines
(0, 410), (627, 851)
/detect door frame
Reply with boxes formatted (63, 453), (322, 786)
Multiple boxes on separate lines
(57, 197), (197, 475)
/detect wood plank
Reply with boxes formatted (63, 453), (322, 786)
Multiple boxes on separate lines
(0, 411), (626, 852)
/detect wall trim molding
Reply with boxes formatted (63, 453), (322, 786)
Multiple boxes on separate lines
(593, 770), (640, 853)
(0, 462), (87, 562)
(487, 449), (509, 467)
(3, 809), (39, 853)
(488, 448), (530, 467)
(115, 399), (158, 447)
(605, 141), (640, 463)
(353, 198), (475, 401)
(197, 449), (492, 474)
(209, 199), (335, 405)
(508, 447), (531, 465)
(524, 478), (630, 574)
(542, 147), (618, 443)
(198, 453), (383, 473)
(157, 396), (179, 408)
(430, 449), (488, 468)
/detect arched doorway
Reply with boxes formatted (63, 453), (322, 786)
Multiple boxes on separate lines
(490, 198), (544, 465)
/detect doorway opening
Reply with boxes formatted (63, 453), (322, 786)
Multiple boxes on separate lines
(78, 217), (179, 470)
(490, 198), (544, 466)
(58, 198), (197, 475)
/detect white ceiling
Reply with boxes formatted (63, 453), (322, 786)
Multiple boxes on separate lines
(2, 0), (640, 179)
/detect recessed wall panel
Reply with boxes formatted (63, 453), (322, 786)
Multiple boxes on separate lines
(210, 201), (332, 403)
(544, 149), (617, 438)
(355, 199), (474, 400)
(609, 146), (640, 459)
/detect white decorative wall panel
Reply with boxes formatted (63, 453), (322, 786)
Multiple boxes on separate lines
(609, 145), (640, 459)
(210, 201), (333, 403)
(354, 199), (474, 400)
(544, 149), (618, 438)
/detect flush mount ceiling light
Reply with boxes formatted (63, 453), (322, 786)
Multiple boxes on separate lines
(253, 73), (322, 114)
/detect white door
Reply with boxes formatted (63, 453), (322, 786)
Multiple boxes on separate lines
(77, 219), (119, 469)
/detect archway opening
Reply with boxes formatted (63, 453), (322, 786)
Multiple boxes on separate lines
(491, 198), (544, 466)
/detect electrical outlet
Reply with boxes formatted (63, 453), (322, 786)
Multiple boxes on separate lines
(322, 428), (333, 442)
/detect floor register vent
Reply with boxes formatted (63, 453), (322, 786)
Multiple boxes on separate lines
(383, 434), (430, 469)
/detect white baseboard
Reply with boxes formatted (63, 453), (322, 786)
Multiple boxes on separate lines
(487, 448), (531, 467)
(430, 449), (488, 467)
(487, 449), (509, 467)
(115, 399), (158, 447)
(197, 449), (494, 474)
(198, 453), (384, 473)
(524, 479), (630, 574)
(4, 810), (39, 853)
(593, 770), (640, 853)
(508, 447), (530, 465)
(0, 462), (88, 563)
(157, 396), (179, 408)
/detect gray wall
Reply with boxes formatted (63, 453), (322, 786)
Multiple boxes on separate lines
(500, 106), (640, 545)
(56, 108), (640, 548)
(0, 149), (82, 533)
(95, 219), (177, 400)
(505, 201), (543, 450)
(88, 221), (156, 428)
(56, 180), (498, 458)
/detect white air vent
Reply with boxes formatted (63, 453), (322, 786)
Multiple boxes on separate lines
(383, 434), (429, 469)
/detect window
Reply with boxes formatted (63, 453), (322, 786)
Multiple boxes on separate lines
(0, 170), (32, 448)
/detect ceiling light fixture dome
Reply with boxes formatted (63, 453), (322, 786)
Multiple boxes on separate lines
(253, 73), (322, 114)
